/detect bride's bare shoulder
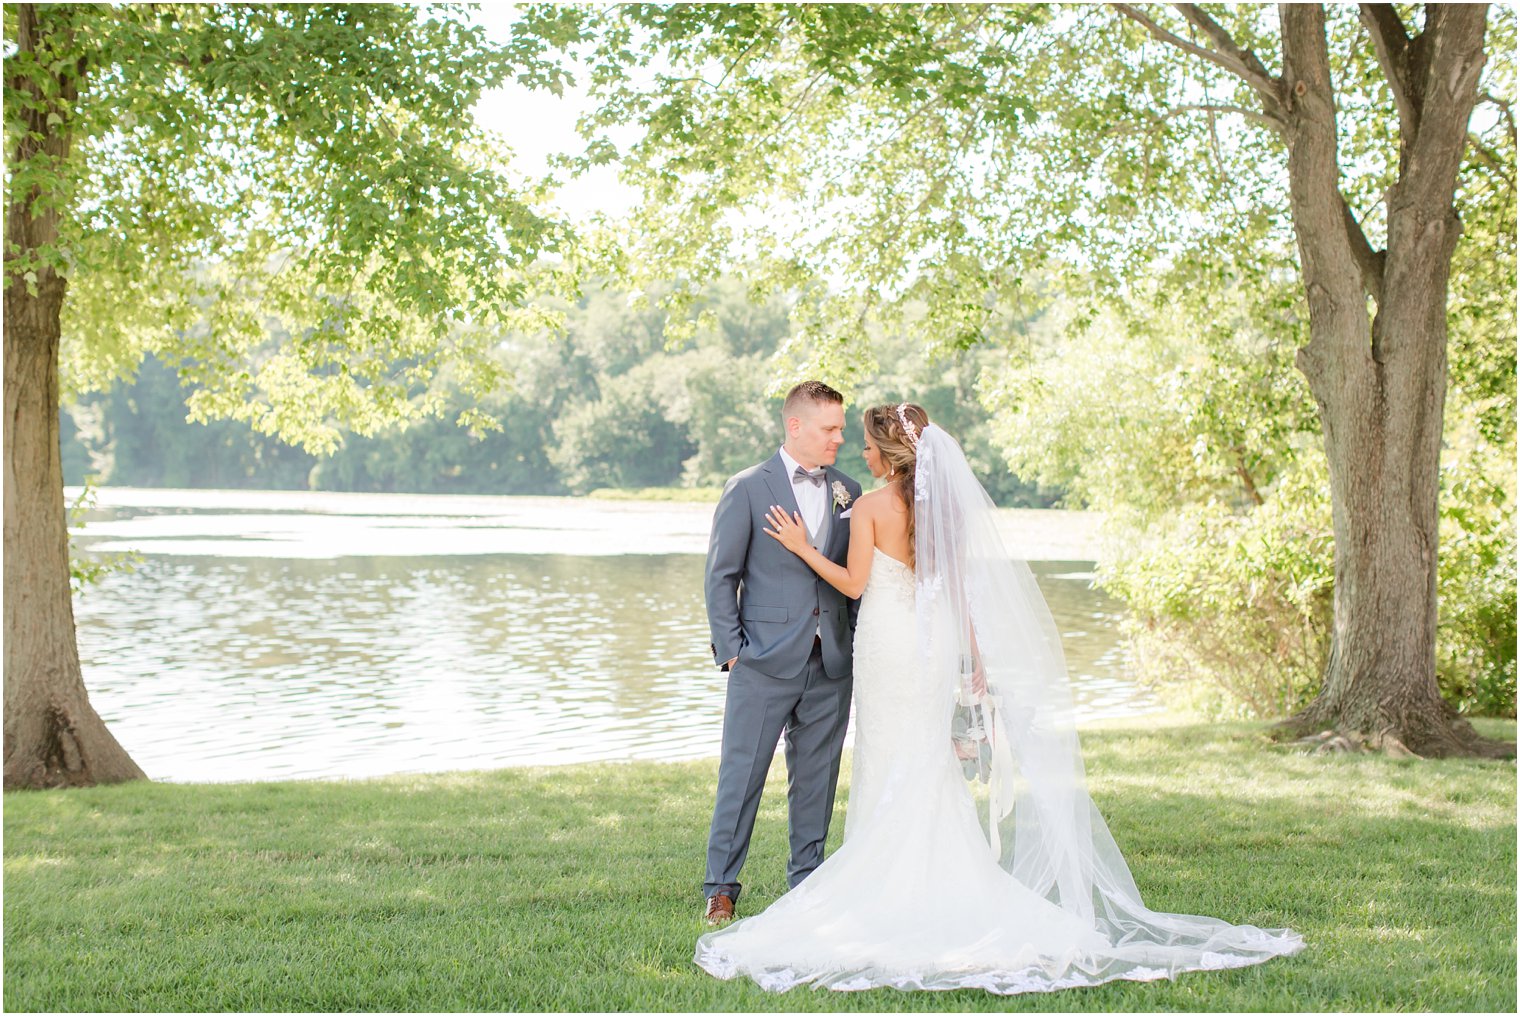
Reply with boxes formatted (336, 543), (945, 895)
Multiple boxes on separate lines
(854, 488), (910, 526)
(854, 488), (897, 511)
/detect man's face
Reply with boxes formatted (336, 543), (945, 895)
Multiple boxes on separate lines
(787, 400), (846, 469)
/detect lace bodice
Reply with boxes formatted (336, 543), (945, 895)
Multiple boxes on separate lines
(853, 549), (918, 700)
(862, 548), (914, 606)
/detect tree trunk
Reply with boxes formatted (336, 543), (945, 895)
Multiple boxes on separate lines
(4, 4), (146, 789)
(1277, 3), (1509, 757)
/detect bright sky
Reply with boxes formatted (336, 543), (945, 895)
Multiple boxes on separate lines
(469, 4), (640, 222)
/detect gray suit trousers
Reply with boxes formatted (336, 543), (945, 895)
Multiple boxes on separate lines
(703, 642), (852, 902)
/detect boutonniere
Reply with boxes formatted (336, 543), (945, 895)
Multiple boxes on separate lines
(831, 481), (852, 513)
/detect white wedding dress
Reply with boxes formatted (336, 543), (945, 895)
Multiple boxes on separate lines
(694, 426), (1304, 994)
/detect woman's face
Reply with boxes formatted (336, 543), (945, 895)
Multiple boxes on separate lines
(862, 429), (887, 479)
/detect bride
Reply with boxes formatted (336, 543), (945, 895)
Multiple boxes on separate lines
(693, 403), (1304, 994)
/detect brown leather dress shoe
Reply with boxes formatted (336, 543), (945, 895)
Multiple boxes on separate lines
(704, 893), (735, 925)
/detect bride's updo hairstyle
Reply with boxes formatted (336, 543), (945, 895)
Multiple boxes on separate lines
(863, 402), (929, 566)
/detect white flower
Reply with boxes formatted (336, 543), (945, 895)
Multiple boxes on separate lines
(832, 481), (852, 511)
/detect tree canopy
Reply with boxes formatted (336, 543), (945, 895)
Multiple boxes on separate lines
(3, 2), (568, 788)
(11, 3), (561, 447)
(513, 2), (1516, 749)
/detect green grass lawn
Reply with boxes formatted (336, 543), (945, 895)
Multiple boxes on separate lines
(4, 719), (1514, 1012)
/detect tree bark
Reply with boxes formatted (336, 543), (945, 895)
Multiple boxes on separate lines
(1278, 3), (1509, 757)
(4, 4), (146, 789)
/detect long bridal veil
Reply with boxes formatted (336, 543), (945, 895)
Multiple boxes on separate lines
(914, 424), (1303, 982)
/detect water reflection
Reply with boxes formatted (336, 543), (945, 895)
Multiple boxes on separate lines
(71, 491), (1158, 782)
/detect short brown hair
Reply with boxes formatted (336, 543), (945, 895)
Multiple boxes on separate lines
(782, 380), (844, 422)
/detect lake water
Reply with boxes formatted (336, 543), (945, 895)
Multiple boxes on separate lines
(69, 488), (1159, 783)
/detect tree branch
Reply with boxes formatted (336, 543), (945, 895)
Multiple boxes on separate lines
(1101, 102), (1283, 137)
(1341, 197), (1385, 305)
(715, 34), (768, 90)
(1234, 454), (1265, 507)
(1397, 3), (1489, 208)
(755, 68), (834, 149)
(1467, 131), (1517, 191)
(1174, 4), (1278, 91)
(758, 7), (993, 158)
(1358, 5), (1418, 137)
(1110, 3), (1285, 121)
(1479, 90), (1516, 147)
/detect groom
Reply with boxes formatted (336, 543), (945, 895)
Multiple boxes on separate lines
(701, 380), (863, 924)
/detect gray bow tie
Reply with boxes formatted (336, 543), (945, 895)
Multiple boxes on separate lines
(793, 465), (826, 487)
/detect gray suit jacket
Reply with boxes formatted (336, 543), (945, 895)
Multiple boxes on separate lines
(706, 453), (863, 680)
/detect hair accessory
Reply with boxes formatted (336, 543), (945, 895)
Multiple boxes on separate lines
(895, 403), (920, 447)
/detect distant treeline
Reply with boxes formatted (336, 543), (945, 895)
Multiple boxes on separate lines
(62, 277), (1057, 507)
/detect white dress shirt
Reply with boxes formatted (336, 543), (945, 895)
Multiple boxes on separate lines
(778, 446), (828, 545)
